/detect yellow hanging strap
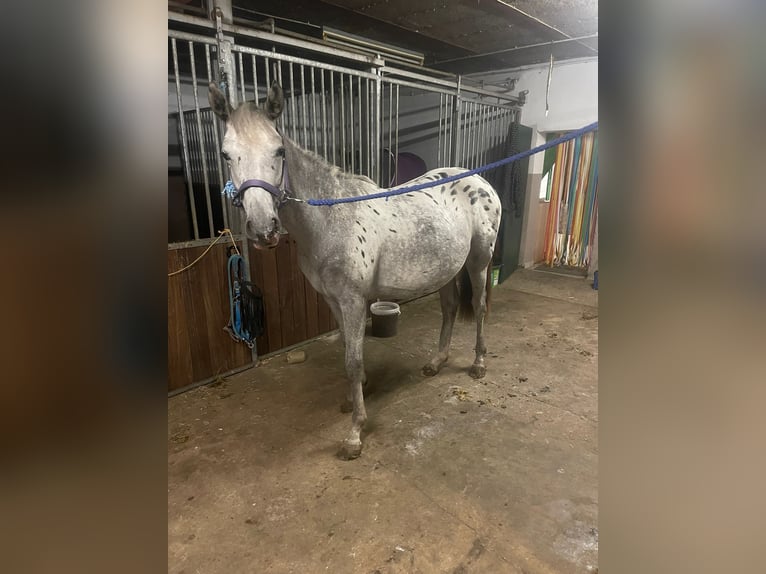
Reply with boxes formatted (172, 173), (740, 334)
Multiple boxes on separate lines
(168, 229), (241, 277)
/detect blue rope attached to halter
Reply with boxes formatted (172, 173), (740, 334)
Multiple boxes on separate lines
(304, 121), (598, 206)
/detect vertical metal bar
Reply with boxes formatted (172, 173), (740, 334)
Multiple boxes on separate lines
(339, 74), (346, 170)
(437, 93), (443, 166)
(189, 41), (214, 237)
(349, 75), (355, 174)
(320, 70), (327, 159)
(310, 68), (318, 154)
(473, 102), (480, 168)
(465, 101), (471, 167)
(237, 51), (245, 102)
(330, 72), (336, 164)
(443, 93), (449, 166)
(358, 77), (363, 175)
(206, 44), (225, 204)
(299, 65), (307, 146)
(387, 82), (393, 184)
(171, 38), (199, 240)
(289, 63), (297, 140)
(264, 57), (270, 89)
(479, 104), (487, 167)
(364, 78), (375, 179)
(394, 83), (399, 182)
(251, 53), (259, 104)
(451, 93), (461, 166)
(374, 71), (381, 184)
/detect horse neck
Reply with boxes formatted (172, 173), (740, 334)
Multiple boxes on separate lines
(279, 137), (374, 246)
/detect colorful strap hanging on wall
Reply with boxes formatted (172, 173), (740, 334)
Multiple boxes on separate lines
(542, 130), (598, 268)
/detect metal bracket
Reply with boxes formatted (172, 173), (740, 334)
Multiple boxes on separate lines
(517, 90), (528, 106)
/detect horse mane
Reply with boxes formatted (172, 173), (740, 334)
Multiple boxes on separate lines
(284, 136), (381, 200)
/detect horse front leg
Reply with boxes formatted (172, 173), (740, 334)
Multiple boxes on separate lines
(337, 297), (368, 460)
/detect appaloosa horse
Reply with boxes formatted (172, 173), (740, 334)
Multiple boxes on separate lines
(209, 82), (501, 459)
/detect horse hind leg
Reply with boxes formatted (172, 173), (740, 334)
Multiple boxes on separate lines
(466, 251), (493, 380)
(422, 279), (459, 376)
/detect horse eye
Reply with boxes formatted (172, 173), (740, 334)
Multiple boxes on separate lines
(221, 151), (231, 161)
(275, 147), (285, 157)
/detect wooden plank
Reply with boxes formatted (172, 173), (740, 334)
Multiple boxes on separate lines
(174, 247), (211, 382)
(275, 238), (296, 347)
(248, 241), (270, 355)
(256, 241), (282, 353)
(290, 238), (308, 343)
(168, 252), (193, 391)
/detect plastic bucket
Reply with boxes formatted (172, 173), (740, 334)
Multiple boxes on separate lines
(370, 301), (400, 338)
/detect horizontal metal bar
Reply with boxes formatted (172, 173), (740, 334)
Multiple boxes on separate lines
(231, 43), (379, 81)
(381, 77), (519, 110)
(168, 11), (384, 67)
(380, 66), (520, 104)
(167, 28), (217, 45)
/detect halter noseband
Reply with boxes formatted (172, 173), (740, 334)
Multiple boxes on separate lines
(222, 131), (297, 209)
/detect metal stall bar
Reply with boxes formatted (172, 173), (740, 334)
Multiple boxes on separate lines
(171, 37), (199, 240)
(330, 71), (336, 164)
(264, 56), (271, 92)
(350, 75), (357, 174)
(394, 84), (399, 179)
(366, 77), (372, 178)
(288, 63), (297, 140)
(437, 93), (444, 166)
(321, 70), (327, 159)
(300, 65), (308, 147)
(338, 74), (346, 171)
(374, 70), (381, 184)
(358, 77), (363, 176)
(252, 53), (259, 104)
(189, 41), (215, 237)
(237, 51), (245, 102)
(310, 69), (318, 154)
(387, 82), (393, 185)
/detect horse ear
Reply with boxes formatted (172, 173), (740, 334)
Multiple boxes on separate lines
(265, 81), (284, 120)
(208, 83), (233, 120)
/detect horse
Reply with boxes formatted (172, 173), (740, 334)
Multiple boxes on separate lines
(209, 81), (501, 459)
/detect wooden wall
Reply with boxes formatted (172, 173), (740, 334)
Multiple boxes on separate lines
(168, 241), (252, 392)
(168, 234), (338, 392)
(248, 235), (337, 355)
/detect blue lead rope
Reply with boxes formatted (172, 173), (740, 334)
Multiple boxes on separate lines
(222, 121), (598, 207)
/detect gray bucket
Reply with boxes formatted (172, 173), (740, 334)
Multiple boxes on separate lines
(370, 301), (400, 338)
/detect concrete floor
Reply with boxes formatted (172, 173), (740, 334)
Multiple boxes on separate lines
(168, 269), (598, 573)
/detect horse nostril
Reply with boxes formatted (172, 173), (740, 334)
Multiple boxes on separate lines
(271, 218), (279, 233)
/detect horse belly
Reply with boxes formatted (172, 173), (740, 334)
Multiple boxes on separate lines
(373, 224), (470, 300)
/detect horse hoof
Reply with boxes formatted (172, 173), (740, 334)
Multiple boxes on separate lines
(469, 365), (486, 379)
(339, 399), (353, 413)
(422, 364), (439, 377)
(337, 440), (362, 460)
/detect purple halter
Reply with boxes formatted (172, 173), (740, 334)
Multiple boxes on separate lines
(234, 155), (291, 208)
(224, 131), (293, 209)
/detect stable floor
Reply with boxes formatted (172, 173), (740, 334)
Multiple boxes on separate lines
(168, 268), (598, 573)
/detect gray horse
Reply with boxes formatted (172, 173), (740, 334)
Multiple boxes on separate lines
(209, 82), (501, 459)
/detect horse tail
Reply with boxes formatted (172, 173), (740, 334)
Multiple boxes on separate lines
(457, 267), (474, 322)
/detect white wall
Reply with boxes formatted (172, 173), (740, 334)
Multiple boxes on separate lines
(470, 58), (598, 268)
